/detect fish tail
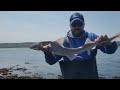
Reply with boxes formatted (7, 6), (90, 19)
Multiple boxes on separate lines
(109, 32), (120, 41)
(98, 32), (120, 44)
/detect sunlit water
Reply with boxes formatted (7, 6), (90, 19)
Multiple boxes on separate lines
(0, 47), (120, 79)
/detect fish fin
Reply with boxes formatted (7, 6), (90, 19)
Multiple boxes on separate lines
(66, 54), (78, 61)
(85, 38), (94, 44)
(109, 32), (120, 41)
(54, 37), (64, 47)
(67, 54), (85, 61)
(92, 46), (96, 49)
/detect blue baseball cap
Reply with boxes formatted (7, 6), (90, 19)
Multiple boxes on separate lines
(70, 13), (84, 25)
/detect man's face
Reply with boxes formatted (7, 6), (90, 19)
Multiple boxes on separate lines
(70, 20), (85, 37)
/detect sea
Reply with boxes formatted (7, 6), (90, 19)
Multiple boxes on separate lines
(0, 47), (120, 79)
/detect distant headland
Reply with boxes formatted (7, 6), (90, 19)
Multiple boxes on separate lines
(0, 41), (120, 48)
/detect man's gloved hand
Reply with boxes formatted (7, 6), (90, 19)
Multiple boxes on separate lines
(39, 44), (53, 55)
(95, 34), (111, 48)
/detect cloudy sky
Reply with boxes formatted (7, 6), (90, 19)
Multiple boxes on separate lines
(0, 11), (120, 43)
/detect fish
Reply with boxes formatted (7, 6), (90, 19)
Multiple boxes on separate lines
(30, 32), (120, 61)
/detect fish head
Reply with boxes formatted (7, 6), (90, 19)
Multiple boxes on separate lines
(30, 44), (39, 50)
(30, 41), (52, 50)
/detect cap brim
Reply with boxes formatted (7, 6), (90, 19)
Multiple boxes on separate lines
(70, 18), (84, 25)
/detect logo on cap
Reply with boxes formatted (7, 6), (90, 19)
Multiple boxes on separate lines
(72, 14), (78, 18)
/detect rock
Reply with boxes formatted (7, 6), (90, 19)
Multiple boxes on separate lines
(25, 62), (30, 64)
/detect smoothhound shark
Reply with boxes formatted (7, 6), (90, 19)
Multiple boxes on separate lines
(30, 32), (120, 60)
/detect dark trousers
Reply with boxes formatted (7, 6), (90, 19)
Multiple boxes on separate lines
(59, 58), (98, 79)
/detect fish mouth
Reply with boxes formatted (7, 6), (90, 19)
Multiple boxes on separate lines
(30, 44), (39, 50)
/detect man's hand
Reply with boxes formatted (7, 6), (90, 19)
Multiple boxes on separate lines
(95, 34), (111, 47)
(39, 44), (53, 55)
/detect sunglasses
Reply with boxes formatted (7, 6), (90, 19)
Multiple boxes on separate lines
(71, 22), (83, 27)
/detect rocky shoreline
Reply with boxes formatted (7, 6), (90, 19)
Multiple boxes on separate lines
(0, 66), (62, 79)
(0, 66), (120, 79)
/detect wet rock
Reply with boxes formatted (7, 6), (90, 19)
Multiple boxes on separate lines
(25, 62), (30, 64)
(0, 76), (4, 79)
(112, 76), (120, 79)
(16, 65), (20, 66)
(24, 72), (32, 74)
(13, 67), (27, 72)
(57, 75), (63, 79)
(34, 73), (38, 75)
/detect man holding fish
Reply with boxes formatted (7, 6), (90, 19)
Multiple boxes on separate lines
(34, 13), (118, 79)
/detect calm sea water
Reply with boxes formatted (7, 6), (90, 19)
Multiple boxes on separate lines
(0, 47), (120, 79)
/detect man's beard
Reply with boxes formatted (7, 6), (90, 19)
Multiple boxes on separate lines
(72, 30), (85, 38)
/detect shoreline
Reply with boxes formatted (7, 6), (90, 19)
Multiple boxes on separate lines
(0, 65), (62, 79)
(0, 65), (120, 79)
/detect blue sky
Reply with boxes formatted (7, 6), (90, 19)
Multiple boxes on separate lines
(0, 11), (120, 43)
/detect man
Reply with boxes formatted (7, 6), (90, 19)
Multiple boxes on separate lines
(40, 13), (118, 79)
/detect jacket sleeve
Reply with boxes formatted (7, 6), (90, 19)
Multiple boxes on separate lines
(44, 37), (67, 65)
(98, 41), (118, 54)
(89, 32), (118, 54)
(44, 53), (63, 65)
